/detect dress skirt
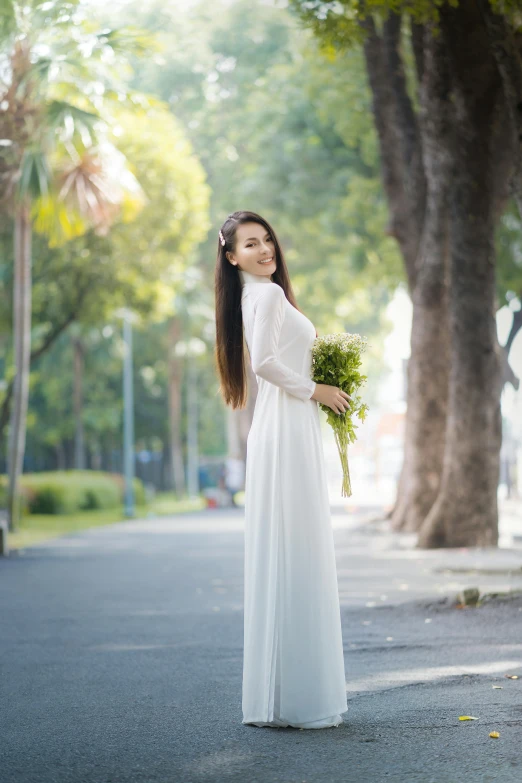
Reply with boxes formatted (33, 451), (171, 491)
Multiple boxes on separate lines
(241, 385), (348, 727)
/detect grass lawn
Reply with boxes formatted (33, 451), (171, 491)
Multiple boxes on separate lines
(7, 492), (207, 550)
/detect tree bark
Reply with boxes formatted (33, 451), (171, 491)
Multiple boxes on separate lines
(361, 14), (455, 533)
(7, 203), (32, 531)
(361, 14), (424, 287)
(418, 1), (506, 547)
(393, 22), (452, 531)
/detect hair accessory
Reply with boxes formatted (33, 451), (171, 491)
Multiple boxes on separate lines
(219, 230), (225, 246)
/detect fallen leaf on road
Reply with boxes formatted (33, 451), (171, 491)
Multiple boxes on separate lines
(504, 674), (519, 679)
(459, 716), (479, 721)
(492, 685), (503, 689)
(489, 731), (500, 738)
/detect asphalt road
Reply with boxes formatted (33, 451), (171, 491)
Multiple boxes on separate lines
(1, 508), (521, 783)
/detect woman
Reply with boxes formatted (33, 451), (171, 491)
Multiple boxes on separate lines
(215, 210), (351, 729)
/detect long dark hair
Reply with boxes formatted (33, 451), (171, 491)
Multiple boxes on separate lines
(214, 210), (305, 409)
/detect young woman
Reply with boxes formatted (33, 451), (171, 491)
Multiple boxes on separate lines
(215, 210), (351, 730)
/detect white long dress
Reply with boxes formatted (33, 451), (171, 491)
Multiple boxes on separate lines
(239, 268), (348, 729)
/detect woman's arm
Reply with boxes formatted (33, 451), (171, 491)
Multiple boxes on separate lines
(250, 285), (316, 401)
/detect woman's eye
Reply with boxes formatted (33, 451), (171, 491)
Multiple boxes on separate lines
(246, 238), (272, 247)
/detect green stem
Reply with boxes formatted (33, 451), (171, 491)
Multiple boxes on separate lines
(333, 422), (352, 497)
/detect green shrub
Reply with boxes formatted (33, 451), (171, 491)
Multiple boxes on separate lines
(0, 474), (30, 516)
(0, 471), (146, 515)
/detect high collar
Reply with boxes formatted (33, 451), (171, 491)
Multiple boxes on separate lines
(238, 268), (274, 286)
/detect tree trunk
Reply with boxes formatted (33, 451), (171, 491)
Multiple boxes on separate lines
(55, 441), (66, 470)
(7, 203), (32, 531)
(91, 441), (102, 471)
(168, 317), (185, 495)
(73, 336), (85, 469)
(395, 237), (450, 531)
(393, 23), (452, 532)
(418, 2), (505, 547)
(361, 14), (453, 533)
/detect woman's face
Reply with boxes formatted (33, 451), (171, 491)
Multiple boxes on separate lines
(226, 222), (276, 277)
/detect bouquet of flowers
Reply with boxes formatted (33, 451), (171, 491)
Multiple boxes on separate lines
(311, 333), (369, 497)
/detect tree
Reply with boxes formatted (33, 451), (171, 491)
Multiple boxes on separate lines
(0, 0), (145, 529)
(291, 0), (521, 547)
(0, 100), (211, 493)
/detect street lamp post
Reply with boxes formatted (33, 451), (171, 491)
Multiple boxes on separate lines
(186, 352), (199, 498)
(123, 312), (135, 517)
(175, 337), (206, 500)
(115, 307), (137, 518)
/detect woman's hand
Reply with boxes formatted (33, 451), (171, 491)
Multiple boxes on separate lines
(311, 384), (352, 414)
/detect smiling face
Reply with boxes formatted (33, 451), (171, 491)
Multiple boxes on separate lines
(226, 221), (276, 277)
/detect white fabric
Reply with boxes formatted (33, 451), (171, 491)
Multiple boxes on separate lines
(239, 268), (348, 729)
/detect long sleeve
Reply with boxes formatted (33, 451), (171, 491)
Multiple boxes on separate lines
(250, 285), (316, 401)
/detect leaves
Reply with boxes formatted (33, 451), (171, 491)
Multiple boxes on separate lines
(17, 148), (51, 200)
(45, 101), (99, 142)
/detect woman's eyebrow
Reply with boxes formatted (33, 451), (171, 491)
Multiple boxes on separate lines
(244, 234), (271, 242)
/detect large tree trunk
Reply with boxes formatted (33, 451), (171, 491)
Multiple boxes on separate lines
(361, 15), (453, 533)
(7, 203), (32, 531)
(418, 2), (506, 547)
(396, 228), (450, 532)
(73, 335), (85, 470)
(393, 23), (452, 532)
(167, 316), (185, 495)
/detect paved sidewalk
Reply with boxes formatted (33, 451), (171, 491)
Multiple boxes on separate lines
(1, 507), (521, 783)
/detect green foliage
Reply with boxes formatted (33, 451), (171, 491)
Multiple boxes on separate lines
(496, 199), (522, 304)
(0, 470), (145, 514)
(105, 104), (211, 296)
(0, 0), (155, 246)
(288, 0), (452, 50)
(0, 1), (80, 41)
(489, 1), (522, 30)
(120, 0), (401, 294)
